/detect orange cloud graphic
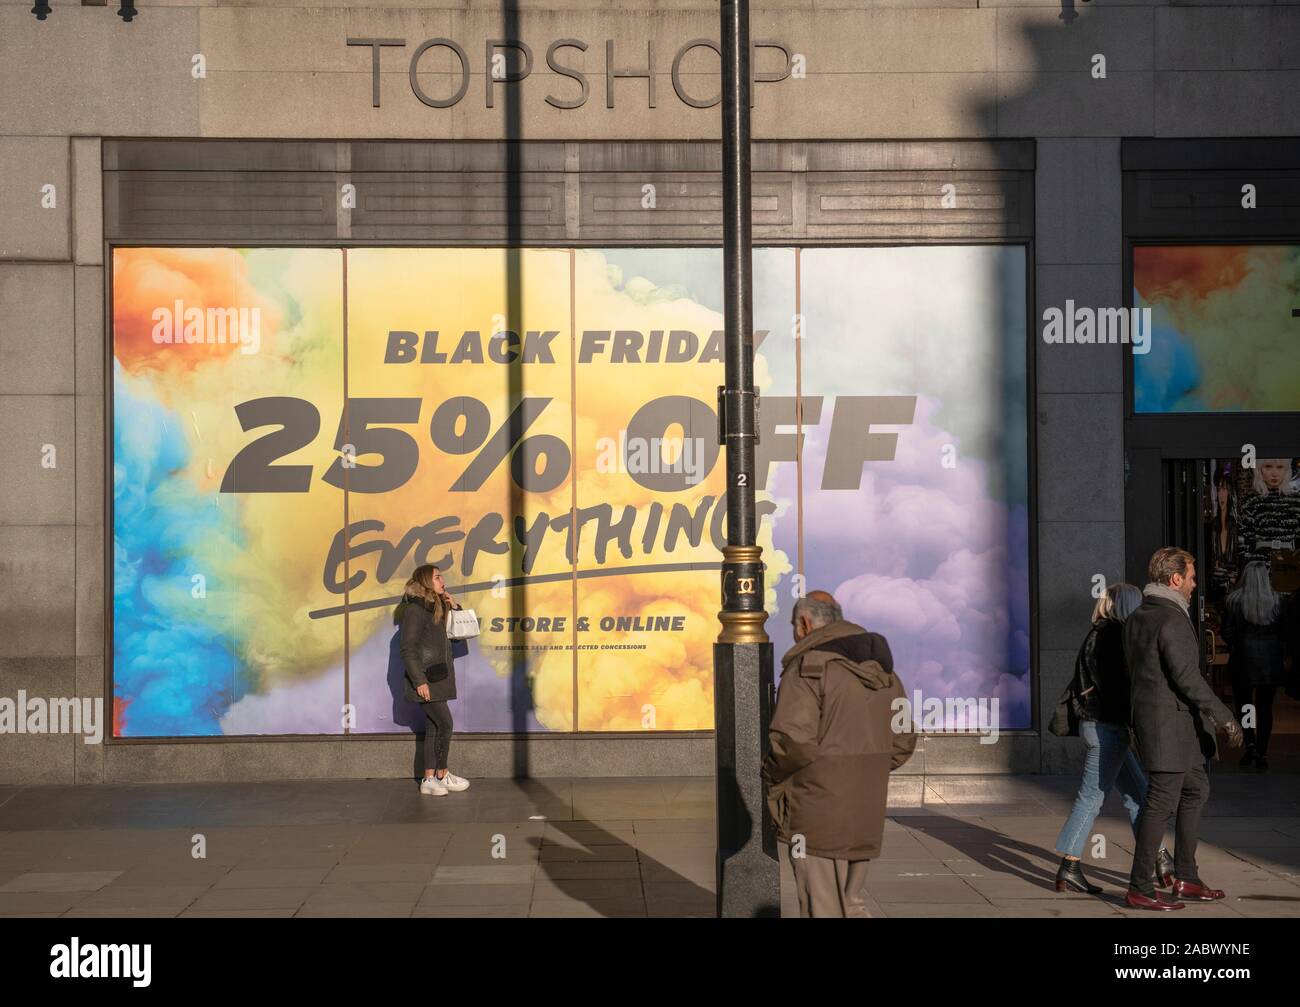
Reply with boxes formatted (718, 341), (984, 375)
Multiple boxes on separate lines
(112, 248), (286, 372)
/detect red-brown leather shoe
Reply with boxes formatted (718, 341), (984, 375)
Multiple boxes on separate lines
(1172, 879), (1225, 901)
(1125, 888), (1185, 911)
(1155, 848), (1175, 889)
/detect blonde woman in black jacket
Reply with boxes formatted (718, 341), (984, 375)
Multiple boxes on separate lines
(1052, 582), (1173, 894)
(396, 564), (470, 796)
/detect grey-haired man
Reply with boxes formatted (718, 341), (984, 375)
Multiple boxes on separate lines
(763, 590), (916, 917)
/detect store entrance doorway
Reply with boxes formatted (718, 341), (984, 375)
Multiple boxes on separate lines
(1163, 457), (1300, 772)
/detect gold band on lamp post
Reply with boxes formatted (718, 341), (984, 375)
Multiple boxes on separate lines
(718, 544), (769, 644)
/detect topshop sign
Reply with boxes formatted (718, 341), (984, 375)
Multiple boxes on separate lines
(346, 37), (797, 109)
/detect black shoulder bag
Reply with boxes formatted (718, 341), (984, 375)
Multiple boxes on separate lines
(420, 603), (450, 685)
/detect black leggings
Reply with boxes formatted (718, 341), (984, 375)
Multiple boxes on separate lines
(422, 701), (453, 773)
(1231, 678), (1277, 756)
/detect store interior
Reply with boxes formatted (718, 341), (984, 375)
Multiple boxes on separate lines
(1203, 456), (1300, 772)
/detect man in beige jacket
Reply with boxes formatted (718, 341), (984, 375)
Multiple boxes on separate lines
(762, 591), (916, 917)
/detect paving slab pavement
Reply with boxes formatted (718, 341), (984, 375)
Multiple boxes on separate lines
(0, 773), (1294, 918)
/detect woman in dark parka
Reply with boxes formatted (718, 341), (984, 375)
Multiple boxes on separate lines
(396, 564), (470, 796)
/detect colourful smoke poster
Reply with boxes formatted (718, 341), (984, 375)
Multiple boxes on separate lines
(1133, 245), (1300, 413)
(111, 245), (1029, 737)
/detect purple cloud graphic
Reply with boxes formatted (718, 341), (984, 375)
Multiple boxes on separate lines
(768, 394), (1030, 729)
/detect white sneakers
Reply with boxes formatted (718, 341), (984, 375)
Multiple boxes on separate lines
(419, 771), (470, 796)
(419, 775), (447, 796)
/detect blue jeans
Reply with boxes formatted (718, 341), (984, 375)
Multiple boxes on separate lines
(1054, 720), (1148, 859)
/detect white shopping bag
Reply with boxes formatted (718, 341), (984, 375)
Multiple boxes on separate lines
(447, 607), (481, 640)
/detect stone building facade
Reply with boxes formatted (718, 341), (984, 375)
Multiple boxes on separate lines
(2, 0), (1299, 783)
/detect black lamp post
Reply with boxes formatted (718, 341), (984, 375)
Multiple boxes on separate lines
(713, 0), (780, 918)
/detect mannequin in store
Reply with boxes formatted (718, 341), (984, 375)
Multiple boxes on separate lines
(1236, 459), (1300, 567)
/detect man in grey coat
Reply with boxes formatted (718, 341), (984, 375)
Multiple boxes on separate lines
(1122, 547), (1242, 910)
